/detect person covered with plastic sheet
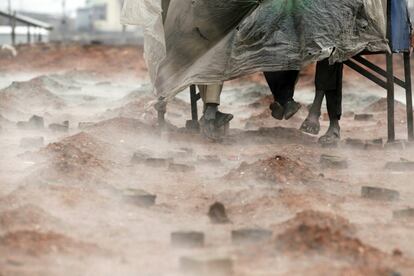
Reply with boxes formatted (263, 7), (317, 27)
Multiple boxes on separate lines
(263, 70), (302, 120)
(264, 59), (343, 146)
(198, 83), (234, 140)
(300, 60), (344, 145)
(162, 0), (233, 140)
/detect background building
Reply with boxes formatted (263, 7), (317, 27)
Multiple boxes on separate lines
(75, 0), (142, 44)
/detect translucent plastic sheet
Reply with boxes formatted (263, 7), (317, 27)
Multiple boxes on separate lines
(122, 0), (389, 101)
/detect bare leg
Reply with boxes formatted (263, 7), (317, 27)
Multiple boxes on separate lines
(319, 118), (340, 145)
(318, 88), (341, 145)
(300, 90), (324, 135)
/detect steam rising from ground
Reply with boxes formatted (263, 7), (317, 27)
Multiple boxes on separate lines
(0, 66), (413, 276)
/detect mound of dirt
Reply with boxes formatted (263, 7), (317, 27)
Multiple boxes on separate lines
(233, 127), (317, 145)
(58, 132), (109, 160)
(105, 96), (158, 122)
(364, 98), (406, 113)
(0, 204), (61, 232)
(35, 134), (109, 182)
(279, 210), (356, 236)
(120, 86), (152, 103)
(226, 155), (316, 184)
(0, 43), (146, 76)
(0, 77), (65, 115)
(108, 96), (189, 122)
(90, 117), (160, 136)
(275, 211), (386, 265)
(0, 230), (97, 256)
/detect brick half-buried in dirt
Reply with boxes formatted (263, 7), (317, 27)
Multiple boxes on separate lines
(231, 228), (272, 244)
(180, 256), (233, 276)
(393, 208), (414, 219)
(144, 158), (173, 167)
(171, 231), (205, 248)
(168, 163), (195, 173)
(354, 114), (374, 121)
(361, 186), (400, 202)
(123, 189), (156, 207)
(385, 161), (414, 172)
(320, 154), (348, 169)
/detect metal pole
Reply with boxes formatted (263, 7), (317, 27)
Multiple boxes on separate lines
(7, 0), (12, 24)
(11, 12), (16, 46)
(27, 25), (31, 44)
(404, 52), (414, 140)
(190, 85), (199, 122)
(61, 0), (66, 42)
(386, 0), (395, 142)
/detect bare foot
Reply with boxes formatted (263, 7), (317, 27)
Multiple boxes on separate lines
(318, 123), (340, 146)
(300, 116), (320, 135)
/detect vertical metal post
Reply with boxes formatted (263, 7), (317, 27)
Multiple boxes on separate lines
(190, 85), (198, 121)
(386, 0), (395, 142)
(38, 28), (42, 43)
(11, 12), (16, 46)
(155, 98), (167, 128)
(27, 25), (31, 44)
(404, 52), (414, 140)
(386, 54), (395, 142)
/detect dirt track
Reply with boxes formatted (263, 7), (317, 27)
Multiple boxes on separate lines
(0, 44), (413, 276)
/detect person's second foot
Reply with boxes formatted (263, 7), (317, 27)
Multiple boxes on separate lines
(269, 101), (284, 120)
(300, 115), (321, 135)
(318, 125), (340, 146)
(284, 100), (301, 120)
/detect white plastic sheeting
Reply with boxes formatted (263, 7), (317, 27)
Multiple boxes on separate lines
(122, 0), (389, 101)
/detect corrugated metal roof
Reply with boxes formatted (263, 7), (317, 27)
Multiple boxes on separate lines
(0, 10), (53, 30)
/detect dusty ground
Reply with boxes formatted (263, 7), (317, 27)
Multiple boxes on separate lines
(0, 43), (413, 276)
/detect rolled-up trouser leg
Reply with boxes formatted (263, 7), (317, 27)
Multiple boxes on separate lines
(198, 83), (223, 105)
(315, 59), (343, 120)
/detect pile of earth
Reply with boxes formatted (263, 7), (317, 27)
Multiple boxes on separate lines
(89, 117), (160, 136)
(364, 98), (409, 120)
(0, 43), (146, 76)
(119, 85), (153, 103)
(274, 211), (410, 274)
(232, 127), (317, 145)
(0, 230), (98, 256)
(0, 204), (61, 232)
(226, 155), (317, 184)
(0, 77), (65, 116)
(32, 132), (110, 182)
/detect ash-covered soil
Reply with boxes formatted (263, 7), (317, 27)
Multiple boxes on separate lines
(0, 44), (413, 276)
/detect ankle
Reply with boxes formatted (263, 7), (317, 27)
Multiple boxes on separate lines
(204, 104), (218, 120)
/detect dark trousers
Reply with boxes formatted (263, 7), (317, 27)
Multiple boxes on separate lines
(265, 60), (343, 120)
(263, 70), (299, 106)
(315, 59), (343, 120)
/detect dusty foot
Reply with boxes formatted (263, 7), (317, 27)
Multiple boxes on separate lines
(284, 101), (302, 120)
(300, 116), (321, 135)
(318, 124), (340, 146)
